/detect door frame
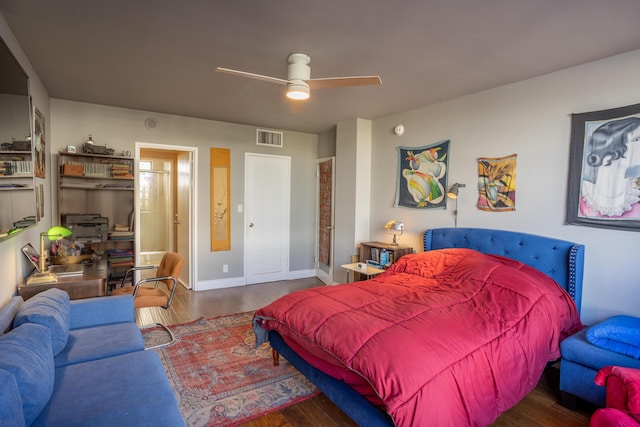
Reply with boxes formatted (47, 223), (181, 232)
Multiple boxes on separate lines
(244, 152), (291, 284)
(135, 142), (197, 289)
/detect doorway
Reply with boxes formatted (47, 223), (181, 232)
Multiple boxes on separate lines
(244, 153), (291, 284)
(136, 143), (196, 289)
(316, 157), (335, 284)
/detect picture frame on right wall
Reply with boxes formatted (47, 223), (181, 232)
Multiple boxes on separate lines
(566, 102), (640, 231)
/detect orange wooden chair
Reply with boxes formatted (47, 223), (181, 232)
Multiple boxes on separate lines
(111, 252), (184, 349)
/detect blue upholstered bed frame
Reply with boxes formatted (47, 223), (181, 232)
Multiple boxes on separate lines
(269, 227), (585, 426)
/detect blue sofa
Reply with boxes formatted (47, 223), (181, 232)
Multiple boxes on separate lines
(0, 289), (184, 426)
(560, 317), (640, 408)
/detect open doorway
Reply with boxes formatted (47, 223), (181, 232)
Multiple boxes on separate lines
(136, 143), (196, 289)
(316, 157), (335, 284)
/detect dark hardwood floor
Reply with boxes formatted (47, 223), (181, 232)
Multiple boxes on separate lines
(138, 279), (594, 427)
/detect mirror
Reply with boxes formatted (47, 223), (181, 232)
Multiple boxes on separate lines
(0, 35), (36, 240)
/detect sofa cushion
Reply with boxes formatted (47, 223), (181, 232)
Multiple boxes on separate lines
(33, 350), (185, 427)
(561, 328), (640, 371)
(587, 315), (640, 359)
(54, 322), (145, 367)
(0, 368), (26, 427)
(14, 288), (70, 355)
(0, 323), (54, 426)
(0, 296), (23, 335)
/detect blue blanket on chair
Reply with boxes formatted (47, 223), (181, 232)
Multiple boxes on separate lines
(587, 315), (640, 359)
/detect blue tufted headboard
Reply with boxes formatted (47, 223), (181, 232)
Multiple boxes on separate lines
(424, 228), (585, 313)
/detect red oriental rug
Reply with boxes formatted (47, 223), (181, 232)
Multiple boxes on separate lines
(142, 312), (320, 426)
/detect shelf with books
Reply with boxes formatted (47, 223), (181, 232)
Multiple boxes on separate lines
(58, 150), (136, 283)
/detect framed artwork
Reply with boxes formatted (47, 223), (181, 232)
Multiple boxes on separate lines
(33, 106), (45, 179)
(210, 147), (231, 251)
(477, 154), (517, 212)
(566, 102), (640, 231)
(395, 140), (450, 209)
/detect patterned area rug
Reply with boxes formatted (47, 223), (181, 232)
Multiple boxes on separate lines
(142, 312), (320, 426)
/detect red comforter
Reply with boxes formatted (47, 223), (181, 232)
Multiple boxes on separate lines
(254, 249), (582, 426)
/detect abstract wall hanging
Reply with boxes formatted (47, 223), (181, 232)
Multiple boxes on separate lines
(477, 154), (516, 212)
(567, 103), (640, 231)
(210, 147), (231, 250)
(395, 140), (450, 209)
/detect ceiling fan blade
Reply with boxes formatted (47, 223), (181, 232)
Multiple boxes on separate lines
(307, 76), (382, 89)
(215, 67), (288, 85)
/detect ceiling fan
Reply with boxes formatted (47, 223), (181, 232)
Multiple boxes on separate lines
(216, 53), (382, 100)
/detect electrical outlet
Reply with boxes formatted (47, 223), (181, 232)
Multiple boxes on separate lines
(223, 264), (228, 273)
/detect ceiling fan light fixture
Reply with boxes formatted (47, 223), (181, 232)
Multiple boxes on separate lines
(286, 81), (310, 100)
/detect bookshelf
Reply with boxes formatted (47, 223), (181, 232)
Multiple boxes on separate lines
(57, 150), (136, 287)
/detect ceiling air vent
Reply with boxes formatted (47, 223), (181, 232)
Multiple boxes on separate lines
(257, 129), (283, 148)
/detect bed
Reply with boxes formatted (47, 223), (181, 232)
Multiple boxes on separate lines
(253, 228), (585, 426)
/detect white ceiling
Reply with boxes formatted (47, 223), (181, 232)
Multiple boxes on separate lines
(2, 0), (640, 134)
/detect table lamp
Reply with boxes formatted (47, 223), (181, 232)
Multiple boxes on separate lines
(26, 226), (72, 284)
(385, 220), (405, 245)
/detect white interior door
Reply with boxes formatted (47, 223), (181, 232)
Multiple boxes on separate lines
(245, 153), (290, 285)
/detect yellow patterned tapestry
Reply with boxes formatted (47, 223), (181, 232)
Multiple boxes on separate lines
(477, 154), (516, 212)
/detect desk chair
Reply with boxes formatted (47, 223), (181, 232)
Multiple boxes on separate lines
(110, 252), (184, 349)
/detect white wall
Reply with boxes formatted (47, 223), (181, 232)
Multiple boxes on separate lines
(0, 13), (51, 306)
(50, 100), (318, 288)
(369, 49), (640, 324)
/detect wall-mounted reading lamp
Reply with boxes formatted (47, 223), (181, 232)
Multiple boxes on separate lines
(447, 183), (466, 228)
(26, 226), (72, 284)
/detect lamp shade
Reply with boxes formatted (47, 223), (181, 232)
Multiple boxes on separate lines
(385, 220), (404, 245)
(45, 226), (72, 241)
(286, 81), (310, 100)
(447, 183), (466, 199)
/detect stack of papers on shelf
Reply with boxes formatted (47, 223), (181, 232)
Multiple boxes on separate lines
(109, 224), (133, 240)
(108, 231), (134, 240)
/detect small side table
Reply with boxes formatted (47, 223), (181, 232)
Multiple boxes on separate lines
(341, 263), (385, 283)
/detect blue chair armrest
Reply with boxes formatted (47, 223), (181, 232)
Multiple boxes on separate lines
(69, 295), (134, 329)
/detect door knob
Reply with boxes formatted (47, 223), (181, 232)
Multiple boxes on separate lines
(249, 223), (254, 228)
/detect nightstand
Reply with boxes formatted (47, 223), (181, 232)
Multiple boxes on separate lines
(359, 241), (414, 268)
(341, 263), (385, 283)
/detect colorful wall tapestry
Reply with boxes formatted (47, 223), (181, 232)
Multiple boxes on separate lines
(395, 140), (449, 209)
(477, 154), (517, 212)
(210, 147), (230, 251)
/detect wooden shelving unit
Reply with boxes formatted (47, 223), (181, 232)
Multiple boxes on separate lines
(57, 150), (136, 286)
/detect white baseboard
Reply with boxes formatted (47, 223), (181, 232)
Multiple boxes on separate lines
(193, 269), (317, 291)
(194, 276), (245, 291)
(286, 269), (315, 280)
